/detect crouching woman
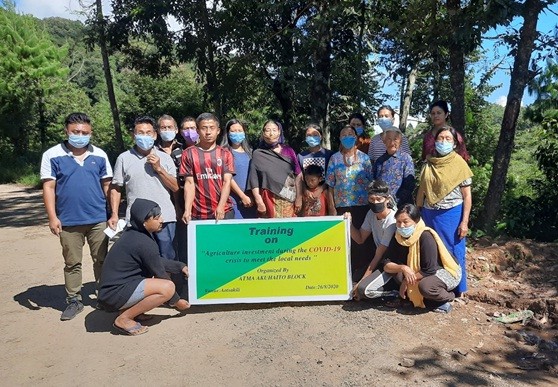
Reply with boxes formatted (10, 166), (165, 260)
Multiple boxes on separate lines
(99, 198), (189, 335)
(366, 204), (461, 313)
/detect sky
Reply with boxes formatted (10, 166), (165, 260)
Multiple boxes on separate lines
(12, 0), (558, 108)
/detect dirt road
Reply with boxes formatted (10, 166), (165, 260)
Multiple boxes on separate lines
(0, 184), (555, 386)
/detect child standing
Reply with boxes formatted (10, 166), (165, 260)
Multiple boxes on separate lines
(301, 165), (335, 217)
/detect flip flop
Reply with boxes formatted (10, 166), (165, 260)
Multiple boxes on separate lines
(452, 297), (469, 305)
(134, 314), (154, 322)
(113, 322), (148, 336)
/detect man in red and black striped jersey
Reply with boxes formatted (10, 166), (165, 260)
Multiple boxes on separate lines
(180, 113), (235, 223)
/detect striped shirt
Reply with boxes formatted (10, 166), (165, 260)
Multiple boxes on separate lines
(368, 133), (412, 164)
(180, 146), (234, 219)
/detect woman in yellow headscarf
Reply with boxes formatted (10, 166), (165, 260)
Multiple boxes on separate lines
(416, 126), (473, 298)
(382, 204), (462, 313)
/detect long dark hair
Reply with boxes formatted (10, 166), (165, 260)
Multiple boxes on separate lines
(221, 119), (253, 157)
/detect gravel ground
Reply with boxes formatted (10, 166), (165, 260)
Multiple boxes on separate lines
(1, 184), (556, 386)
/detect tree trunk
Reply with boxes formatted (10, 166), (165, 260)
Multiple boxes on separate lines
(310, 3), (333, 149)
(354, 0), (366, 108)
(37, 86), (48, 149)
(431, 47), (441, 103)
(269, 6), (296, 137)
(272, 74), (293, 136)
(12, 130), (28, 156)
(399, 66), (417, 133)
(447, 0), (466, 135)
(480, 0), (544, 231)
(197, 0), (222, 119)
(95, 0), (124, 152)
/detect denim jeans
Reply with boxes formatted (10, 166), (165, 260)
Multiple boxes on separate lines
(153, 221), (177, 260)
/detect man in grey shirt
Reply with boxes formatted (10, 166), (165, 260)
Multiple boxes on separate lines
(109, 116), (179, 260)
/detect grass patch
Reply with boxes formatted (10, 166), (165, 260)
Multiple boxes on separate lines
(0, 152), (42, 188)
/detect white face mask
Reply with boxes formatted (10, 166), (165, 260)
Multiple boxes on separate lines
(159, 131), (176, 142)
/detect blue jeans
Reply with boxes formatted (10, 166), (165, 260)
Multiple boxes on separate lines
(153, 222), (177, 260)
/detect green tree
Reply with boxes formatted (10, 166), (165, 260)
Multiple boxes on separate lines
(118, 64), (206, 125)
(481, 0), (557, 231)
(527, 60), (558, 182)
(0, 1), (67, 154)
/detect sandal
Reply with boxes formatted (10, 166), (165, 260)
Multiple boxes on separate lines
(452, 297), (469, 305)
(113, 322), (149, 336)
(134, 313), (153, 322)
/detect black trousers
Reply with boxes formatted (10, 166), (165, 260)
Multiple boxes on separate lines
(337, 205), (376, 283)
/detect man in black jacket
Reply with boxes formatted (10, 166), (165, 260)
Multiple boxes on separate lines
(99, 198), (189, 335)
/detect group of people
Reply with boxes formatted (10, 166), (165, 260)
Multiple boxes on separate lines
(40, 99), (472, 335)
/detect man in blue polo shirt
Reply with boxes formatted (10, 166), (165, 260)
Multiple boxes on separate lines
(41, 112), (113, 321)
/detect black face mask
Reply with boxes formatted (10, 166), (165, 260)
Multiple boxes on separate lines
(369, 202), (386, 214)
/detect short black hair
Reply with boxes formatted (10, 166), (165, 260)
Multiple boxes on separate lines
(304, 164), (324, 178)
(180, 116), (197, 128)
(144, 204), (162, 220)
(367, 179), (396, 209)
(196, 112), (220, 127)
(367, 179), (390, 196)
(395, 203), (421, 222)
(65, 112), (91, 127)
(134, 116), (156, 129)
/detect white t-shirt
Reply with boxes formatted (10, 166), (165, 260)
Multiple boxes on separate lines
(361, 208), (397, 247)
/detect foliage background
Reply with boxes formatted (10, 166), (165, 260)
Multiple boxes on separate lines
(0, 1), (556, 241)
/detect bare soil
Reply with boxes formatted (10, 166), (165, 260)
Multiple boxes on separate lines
(1, 184), (556, 386)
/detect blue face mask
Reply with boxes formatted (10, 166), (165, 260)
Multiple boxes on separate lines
(340, 136), (357, 149)
(68, 134), (91, 149)
(229, 132), (245, 145)
(435, 141), (454, 156)
(355, 126), (364, 136)
(159, 131), (176, 142)
(377, 118), (393, 131)
(305, 135), (321, 147)
(397, 225), (415, 238)
(135, 135), (155, 151)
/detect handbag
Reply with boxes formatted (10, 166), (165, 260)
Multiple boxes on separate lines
(277, 172), (296, 202)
